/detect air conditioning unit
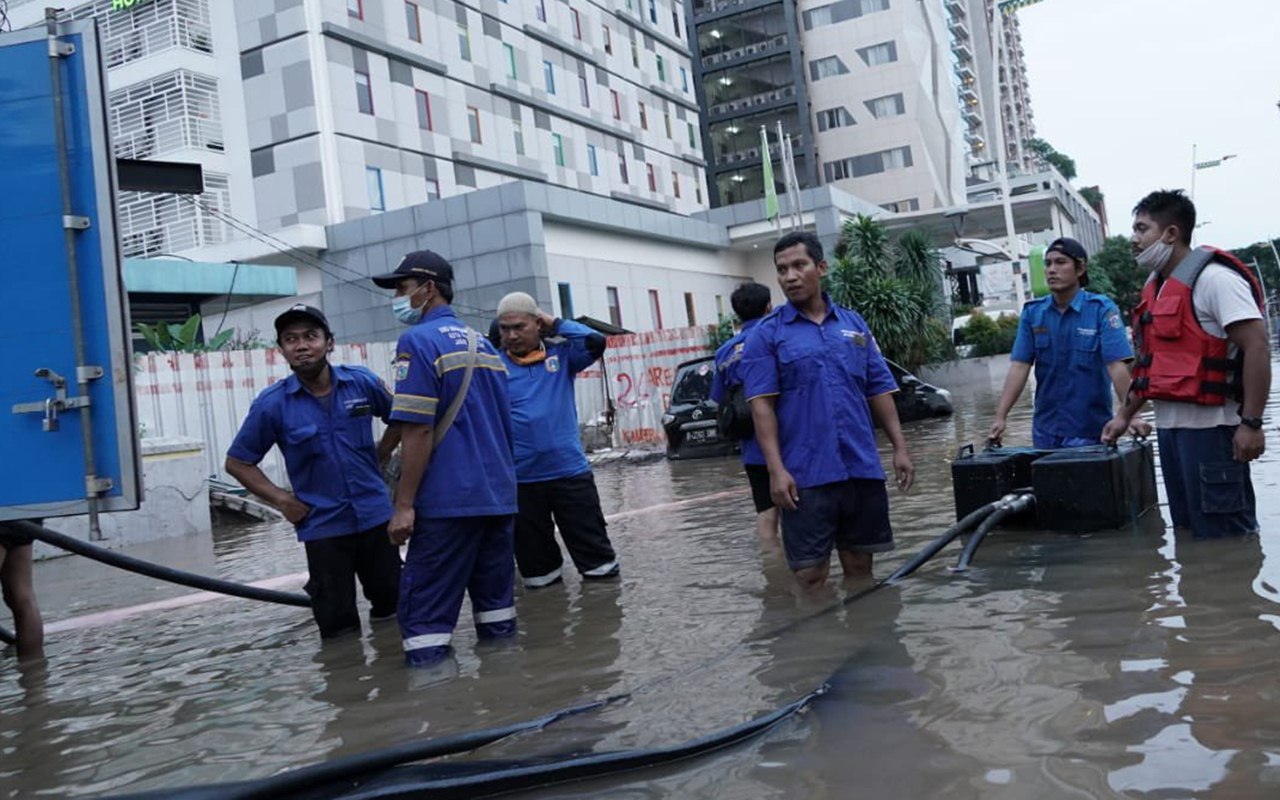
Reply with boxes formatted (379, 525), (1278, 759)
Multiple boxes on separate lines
(784, 86), (795, 96)
(753, 96), (764, 105)
(744, 45), (756, 54)
(747, 147), (759, 158)
(726, 101), (738, 110)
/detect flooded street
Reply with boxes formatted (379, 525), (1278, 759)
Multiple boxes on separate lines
(4, 377), (1280, 798)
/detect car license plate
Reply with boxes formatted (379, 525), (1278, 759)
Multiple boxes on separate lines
(686, 428), (717, 443)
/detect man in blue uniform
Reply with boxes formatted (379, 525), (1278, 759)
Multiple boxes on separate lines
(495, 292), (620, 588)
(742, 232), (915, 591)
(709, 281), (778, 542)
(989, 237), (1136, 448)
(374, 251), (518, 667)
(226, 304), (402, 639)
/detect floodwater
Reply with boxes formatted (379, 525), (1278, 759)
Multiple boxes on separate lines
(4, 375), (1280, 798)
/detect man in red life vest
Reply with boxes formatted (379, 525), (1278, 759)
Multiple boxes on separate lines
(1102, 190), (1270, 539)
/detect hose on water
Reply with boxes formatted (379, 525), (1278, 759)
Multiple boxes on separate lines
(9, 521), (311, 608)
(953, 494), (1037, 572)
(99, 500), (1013, 800)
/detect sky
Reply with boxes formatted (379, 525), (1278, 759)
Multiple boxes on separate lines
(1016, 0), (1280, 249)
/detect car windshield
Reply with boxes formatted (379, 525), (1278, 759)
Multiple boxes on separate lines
(671, 361), (715, 405)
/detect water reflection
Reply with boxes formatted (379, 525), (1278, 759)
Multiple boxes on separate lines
(4, 374), (1280, 797)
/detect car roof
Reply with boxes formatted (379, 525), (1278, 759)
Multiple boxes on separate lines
(675, 355), (715, 370)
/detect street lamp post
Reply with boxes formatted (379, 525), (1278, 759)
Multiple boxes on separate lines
(991, 0), (1045, 308)
(1189, 144), (1236, 201)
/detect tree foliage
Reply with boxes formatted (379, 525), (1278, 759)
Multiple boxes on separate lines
(960, 311), (1020, 357)
(825, 215), (954, 371)
(1078, 185), (1104, 214)
(135, 313), (236, 354)
(1231, 238), (1280, 307)
(1026, 137), (1077, 181)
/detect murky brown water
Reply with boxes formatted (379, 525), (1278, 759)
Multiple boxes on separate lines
(4, 372), (1280, 798)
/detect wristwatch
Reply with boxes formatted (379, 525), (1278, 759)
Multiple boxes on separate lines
(1239, 416), (1264, 430)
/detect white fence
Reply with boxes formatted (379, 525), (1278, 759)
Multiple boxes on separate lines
(135, 325), (714, 486)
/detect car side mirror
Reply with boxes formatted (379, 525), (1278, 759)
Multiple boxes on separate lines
(900, 375), (922, 390)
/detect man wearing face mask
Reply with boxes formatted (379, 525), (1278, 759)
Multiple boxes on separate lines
(372, 251), (519, 667)
(226, 304), (403, 639)
(1102, 190), (1270, 539)
(495, 292), (619, 589)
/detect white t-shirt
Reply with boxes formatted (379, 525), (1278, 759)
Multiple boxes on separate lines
(1152, 263), (1262, 429)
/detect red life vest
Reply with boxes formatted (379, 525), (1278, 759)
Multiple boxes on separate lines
(1131, 246), (1264, 405)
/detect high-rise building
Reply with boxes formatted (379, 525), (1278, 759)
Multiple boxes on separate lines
(687, 0), (1038, 211)
(10, 0), (710, 261)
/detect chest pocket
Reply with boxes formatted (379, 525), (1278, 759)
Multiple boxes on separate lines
(1150, 294), (1184, 339)
(836, 337), (868, 383)
(343, 401), (376, 447)
(1073, 331), (1100, 369)
(283, 424), (322, 457)
(777, 341), (818, 391)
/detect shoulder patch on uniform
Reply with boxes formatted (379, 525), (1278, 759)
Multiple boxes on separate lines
(545, 354), (560, 373)
(1106, 310), (1123, 329)
(394, 358), (410, 382)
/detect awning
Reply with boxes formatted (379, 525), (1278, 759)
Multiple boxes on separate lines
(123, 258), (297, 301)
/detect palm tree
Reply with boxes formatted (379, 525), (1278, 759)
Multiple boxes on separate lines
(825, 215), (953, 371)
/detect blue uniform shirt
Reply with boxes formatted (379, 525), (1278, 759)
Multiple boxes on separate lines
(227, 364), (393, 542)
(1009, 289), (1133, 442)
(500, 319), (600, 483)
(710, 318), (765, 466)
(741, 296), (898, 489)
(390, 305), (517, 518)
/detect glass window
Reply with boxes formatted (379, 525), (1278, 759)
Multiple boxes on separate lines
(648, 0), (658, 24)
(572, 8), (583, 39)
(656, 54), (666, 82)
(425, 178), (440, 200)
(857, 41), (898, 67)
(467, 106), (482, 143)
(672, 171), (681, 198)
(604, 26), (613, 54)
(817, 106), (855, 131)
(553, 133), (565, 166)
(543, 60), (556, 94)
(687, 122), (697, 148)
(639, 102), (647, 129)
(619, 154), (629, 183)
(808, 56), (849, 81)
(646, 162), (657, 192)
(680, 67), (689, 93)
(684, 292), (696, 325)
(536, 0), (546, 22)
(354, 70), (373, 114)
(558, 283), (574, 319)
(648, 289), (662, 328)
(607, 286), (623, 327)
(415, 90), (432, 130)
(579, 75), (591, 107)
(514, 119), (525, 154)
(458, 24), (471, 61)
(504, 44), (517, 79)
(664, 113), (672, 139)
(348, 0), (363, 20)
(865, 92), (905, 118)
(588, 144), (599, 175)
(611, 90), (622, 119)
(365, 166), (384, 211)
(405, 1), (421, 42)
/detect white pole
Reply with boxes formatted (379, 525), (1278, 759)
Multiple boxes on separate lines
(783, 130), (802, 231)
(990, 1), (1021, 306)
(1190, 142), (1197, 201)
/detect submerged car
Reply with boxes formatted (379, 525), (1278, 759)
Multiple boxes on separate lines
(662, 354), (953, 460)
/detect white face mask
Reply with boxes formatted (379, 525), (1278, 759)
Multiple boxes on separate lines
(392, 284), (427, 325)
(1135, 238), (1174, 272)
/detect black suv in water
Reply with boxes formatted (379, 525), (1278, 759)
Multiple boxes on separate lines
(662, 355), (953, 460)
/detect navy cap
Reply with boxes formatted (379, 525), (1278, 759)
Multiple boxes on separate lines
(1046, 237), (1089, 287)
(371, 250), (455, 289)
(1046, 237), (1088, 262)
(274, 303), (331, 336)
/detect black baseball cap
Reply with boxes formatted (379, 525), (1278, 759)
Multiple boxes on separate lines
(274, 303), (331, 336)
(371, 250), (455, 289)
(1046, 237), (1089, 287)
(1046, 237), (1088, 262)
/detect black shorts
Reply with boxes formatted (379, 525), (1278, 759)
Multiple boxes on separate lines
(779, 478), (893, 570)
(745, 464), (775, 514)
(0, 522), (35, 550)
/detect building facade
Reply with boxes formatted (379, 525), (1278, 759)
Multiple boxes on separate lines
(687, 0), (1039, 212)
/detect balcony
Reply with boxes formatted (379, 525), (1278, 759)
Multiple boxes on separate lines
(708, 85), (796, 118)
(109, 70), (224, 159)
(958, 85), (979, 105)
(69, 0), (214, 70)
(963, 105), (982, 126)
(951, 38), (973, 61)
(948, 17), (970, 40)
(713, 134), (802, 168)
(945, 0), (966, 16)
(701, 33), (789, 68)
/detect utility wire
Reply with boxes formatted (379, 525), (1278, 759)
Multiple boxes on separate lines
(180, 196), (498, 320)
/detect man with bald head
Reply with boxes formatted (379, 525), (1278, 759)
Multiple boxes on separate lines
(496, 292), (620, 588)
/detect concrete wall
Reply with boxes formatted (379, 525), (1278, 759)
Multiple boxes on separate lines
(38, 437), (212, 560)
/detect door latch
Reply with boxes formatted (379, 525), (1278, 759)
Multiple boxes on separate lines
(12, 367), (93, 432)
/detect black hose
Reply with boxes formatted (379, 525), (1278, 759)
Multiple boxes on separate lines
(882, 499), (1002, 585)
(953, 495), (1036, 572)
(107, 696), (627, 800)
(10, 521), (311, 609)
